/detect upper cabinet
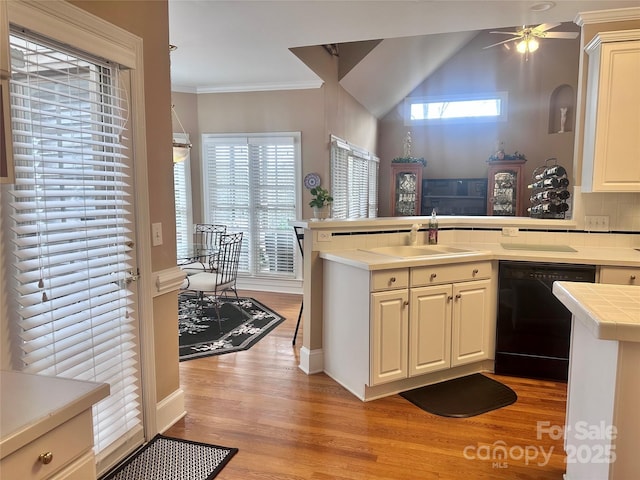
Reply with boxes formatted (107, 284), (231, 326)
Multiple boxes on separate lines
(582, 29), (640, 192)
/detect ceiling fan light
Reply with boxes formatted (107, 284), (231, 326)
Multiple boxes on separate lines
(528, 38), (539, 52)
(516, 40), (527, 53)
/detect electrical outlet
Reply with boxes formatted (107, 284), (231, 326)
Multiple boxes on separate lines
(317, 231), (332, 242)
(584, 215), (610, 232)
(501, 227), (519, 237)
(151, 222), (163, 246)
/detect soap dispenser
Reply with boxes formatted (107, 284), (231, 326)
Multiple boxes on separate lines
(428, 209), (438, 245)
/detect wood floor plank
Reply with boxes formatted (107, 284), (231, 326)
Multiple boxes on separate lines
(165, 290), (568, 479)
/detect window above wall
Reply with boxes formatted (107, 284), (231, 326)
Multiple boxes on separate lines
(404, 91), (508, 125)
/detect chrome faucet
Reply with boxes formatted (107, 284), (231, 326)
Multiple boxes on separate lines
(409, 223), (421, 246)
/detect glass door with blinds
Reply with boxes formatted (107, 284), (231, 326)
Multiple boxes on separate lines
(2, 30), (144, 467)
(201, 133), (299, 279)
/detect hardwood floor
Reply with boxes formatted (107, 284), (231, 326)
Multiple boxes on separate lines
(165, 290), (568, 479)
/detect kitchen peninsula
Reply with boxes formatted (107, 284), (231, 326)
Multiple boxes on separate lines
(293, 216), (640, 381)
(553, 282), (640, 480)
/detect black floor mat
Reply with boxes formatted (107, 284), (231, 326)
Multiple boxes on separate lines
(400, 373), (517, 418)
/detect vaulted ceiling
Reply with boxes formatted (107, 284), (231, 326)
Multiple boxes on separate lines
(168, 0), (639, 118)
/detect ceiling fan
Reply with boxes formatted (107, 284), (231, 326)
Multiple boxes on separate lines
(484, 23), (579, 55)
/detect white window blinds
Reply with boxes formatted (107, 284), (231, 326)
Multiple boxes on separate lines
(5, 31), (142, 455)
(201, 133), (299, 277)
(173, 133), (192, 253)
(330, 135), (379, 219)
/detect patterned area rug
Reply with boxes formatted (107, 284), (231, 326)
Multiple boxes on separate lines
(102, 435), (237, 480)
(179, 294), (285, 361)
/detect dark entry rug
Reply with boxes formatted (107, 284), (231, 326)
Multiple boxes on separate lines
(102, 434), (237, 480)
(400, 373), (517, 418)
(179, 294), (284, 361)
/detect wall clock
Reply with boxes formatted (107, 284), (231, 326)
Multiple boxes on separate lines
(304, 172), (321, 189)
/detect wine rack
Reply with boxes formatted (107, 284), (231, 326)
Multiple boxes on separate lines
(528, 158), (570, 219)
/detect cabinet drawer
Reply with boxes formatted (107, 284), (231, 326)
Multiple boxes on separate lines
(411, 261), (491, 286)
(599, 266), (640, 285)
(1, 409), (93, 480)
(371, 269), (409, 291)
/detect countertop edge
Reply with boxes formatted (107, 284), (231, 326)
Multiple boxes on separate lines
(0, 372), (110, 459)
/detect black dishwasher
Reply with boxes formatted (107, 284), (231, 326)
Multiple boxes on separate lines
(495, 261), (596, 382)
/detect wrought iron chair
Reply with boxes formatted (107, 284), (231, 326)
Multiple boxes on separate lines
(180, 232), (243, 331)
(292, 226), (304, 345)
(180, 223), (227, 275)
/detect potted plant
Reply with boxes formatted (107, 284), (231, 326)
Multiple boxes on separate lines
(309, 186), (333, 220)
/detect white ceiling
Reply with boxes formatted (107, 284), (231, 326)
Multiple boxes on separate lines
(168, 1), (639, 116)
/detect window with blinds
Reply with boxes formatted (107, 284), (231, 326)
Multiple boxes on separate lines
(201, 133), (299, 277)
(330, 135), (379, 219)
(173, 133), (192, 253)
(4, 31), (143, 455)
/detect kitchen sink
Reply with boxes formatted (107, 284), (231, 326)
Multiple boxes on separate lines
(361, 245), (476, 258)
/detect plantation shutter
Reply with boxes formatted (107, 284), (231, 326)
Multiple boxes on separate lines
(330, 135), (379, 219)
(173, 133), (192, 253)
(6, 31), (143, 456)
(201, 133), (298, 277)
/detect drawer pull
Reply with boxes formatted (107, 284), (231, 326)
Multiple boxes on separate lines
(389, 277), (396, 284)
(631, 275), (637, 281)
(39, 451), (53, 465)
(430, 273), (437, 280)
(472, 269), (479, 276)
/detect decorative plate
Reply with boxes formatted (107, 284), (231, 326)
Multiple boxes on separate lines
(304, 172), (321, 189)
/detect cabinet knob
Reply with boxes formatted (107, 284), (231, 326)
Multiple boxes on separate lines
(472, 269), (479, 276)
(389, 277), (396, 284)
(39, 451), (53, 465)
(631, 275), (637, 281)
(403, 300), (409, 307)
(447, 295), (453, 302)
(430, 273), (437, 280)
(455, 294), (462, 300)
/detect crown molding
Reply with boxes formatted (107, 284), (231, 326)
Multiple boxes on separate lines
(575, 7), (640, 26)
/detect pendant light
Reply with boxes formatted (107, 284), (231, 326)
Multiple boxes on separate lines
(172, 104), (191, 163)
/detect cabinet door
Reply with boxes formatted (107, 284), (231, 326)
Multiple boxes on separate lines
(409, 285), (452, 376)
(487, 162), (524, 216)
(370, 289), (408, 386)
(390, 163), (423, 216)
(583, 37), (640, 192)
(451, 279), (491, 367)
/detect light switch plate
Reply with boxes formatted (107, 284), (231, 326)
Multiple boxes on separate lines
(317, 231), (332, 242)
(151, 222), (163, 246)
(584, 215), (610, 232)
(501, 227), (519, 237)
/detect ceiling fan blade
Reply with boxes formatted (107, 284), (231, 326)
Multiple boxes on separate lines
(483, 37), (518, 49)
(533, 22), (561, 33)
(544, 32), (579, 39)
(489, 31), (522, 36)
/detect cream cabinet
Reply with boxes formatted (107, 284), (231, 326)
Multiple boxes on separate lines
(322, 257), (495, 400)
(582, 30), (640, 192)
(371, 289), (409, 385)
(0, 371), (109, 480)
(410, 264), (492, 376)
(599, 265), (640, 285)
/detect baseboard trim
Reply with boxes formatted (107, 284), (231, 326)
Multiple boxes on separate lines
(156, 388), (186, 433)
(299, 347), (324, 374)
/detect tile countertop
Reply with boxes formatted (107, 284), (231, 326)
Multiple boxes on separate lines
(0, 370), (110, 459)
(553, 282), (640, 343)
(319, 243), (640, 271)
